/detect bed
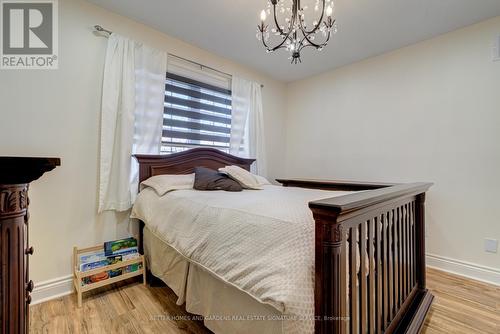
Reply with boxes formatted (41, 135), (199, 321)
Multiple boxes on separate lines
(133, 148), (433, 334)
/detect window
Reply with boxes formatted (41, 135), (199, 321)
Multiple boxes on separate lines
(162, 72), (232, 154)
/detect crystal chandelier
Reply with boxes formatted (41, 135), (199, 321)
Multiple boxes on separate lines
(257, 0), (337, 64)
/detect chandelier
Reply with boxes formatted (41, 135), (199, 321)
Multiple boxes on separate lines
(257, 0), (337, 64)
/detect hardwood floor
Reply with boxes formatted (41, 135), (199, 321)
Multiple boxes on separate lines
(30, 278), (210, 334)
(422, 268), (500, 334)
(30, 268), (500, 334)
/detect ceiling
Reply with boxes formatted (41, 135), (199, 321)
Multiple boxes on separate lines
(87, 0), (500, 82)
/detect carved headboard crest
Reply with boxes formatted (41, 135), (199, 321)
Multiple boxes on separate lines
(134, 147), (255, 186)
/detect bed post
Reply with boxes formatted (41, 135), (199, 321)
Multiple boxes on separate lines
(415, 193), (426, 289)
(311, 207), (347, 334)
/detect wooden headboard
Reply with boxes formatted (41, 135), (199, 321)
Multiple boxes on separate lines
(134, 147), (255, 186)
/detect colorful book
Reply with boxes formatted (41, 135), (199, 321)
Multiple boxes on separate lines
(121, 252), (140, 261)
(80, 255), (123, 272)
(108, 268), (122, 278)
(124, 263), (141, 273)
(79, 251), (106, 264)
(81, 264), (143, 286)
(104, 237), (138, 256)
(112, 246), (139, 257)
(80, 259), (108, 272)
(82, 272), (109, 285)
(78, 248), (137, 264)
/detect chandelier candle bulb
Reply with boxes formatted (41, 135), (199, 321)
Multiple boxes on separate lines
(326, 6), (333, 17)
(261, 10), (267, 21)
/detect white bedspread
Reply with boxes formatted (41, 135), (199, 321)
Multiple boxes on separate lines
(131, 185), (352, 334)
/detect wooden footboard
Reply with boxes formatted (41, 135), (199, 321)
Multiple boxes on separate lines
(278, 179), (433, 334)
(134, 148), (433, 334)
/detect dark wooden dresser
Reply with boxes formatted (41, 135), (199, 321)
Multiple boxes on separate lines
(0, 157), (60, 334)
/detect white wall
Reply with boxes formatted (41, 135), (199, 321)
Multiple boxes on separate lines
(0, 0), (287, 285)
(285, 17), (500, 275)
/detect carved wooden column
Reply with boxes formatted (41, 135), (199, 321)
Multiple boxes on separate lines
(310, 207), (346, 334)
(0, 157), (60, 334)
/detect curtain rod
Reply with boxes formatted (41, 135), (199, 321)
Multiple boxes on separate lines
(94, 25), (112, 35)
(169, 54), (232, 79)
(93, 25), (264, 88)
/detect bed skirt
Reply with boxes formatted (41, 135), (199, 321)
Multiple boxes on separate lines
(144, 227), (284, 334)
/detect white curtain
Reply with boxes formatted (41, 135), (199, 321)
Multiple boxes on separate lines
(230, 76), (267, 176)
(99, 34), (167, 213)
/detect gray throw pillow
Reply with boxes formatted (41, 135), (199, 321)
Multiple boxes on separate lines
(193, 167), (243, 192)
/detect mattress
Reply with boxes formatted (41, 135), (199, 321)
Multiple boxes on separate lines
(131, 184), (353, 334)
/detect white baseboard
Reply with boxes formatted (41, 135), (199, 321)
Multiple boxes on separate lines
(31, 275), (74, 305)
(426, 253), (500, 286)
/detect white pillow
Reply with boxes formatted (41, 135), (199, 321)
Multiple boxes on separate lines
(218, 166), (270, 189)
(254, 174), (271, 186)
(140, 174), (194, 196)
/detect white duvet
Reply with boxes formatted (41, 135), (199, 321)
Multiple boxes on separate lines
(131, 184), (352, 334)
